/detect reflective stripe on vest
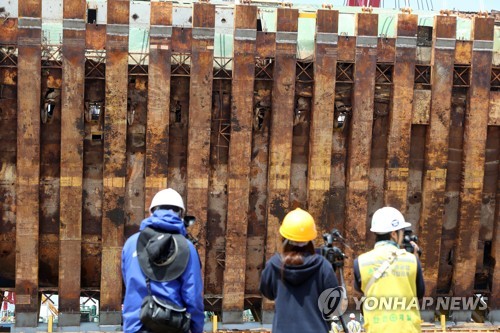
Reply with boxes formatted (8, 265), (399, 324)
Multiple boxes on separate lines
(358, 243), (421, 333)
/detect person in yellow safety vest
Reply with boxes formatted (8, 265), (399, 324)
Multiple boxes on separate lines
(331, 316), (341, 333)
(347, 313), (362, 333)
(353, 207), (425, 333)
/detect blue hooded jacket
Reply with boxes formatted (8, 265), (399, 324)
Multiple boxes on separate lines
(121, 210), (204, 333)
(259, 253), (339, 333)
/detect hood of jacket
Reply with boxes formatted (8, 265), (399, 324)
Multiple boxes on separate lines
(269, 253), (325, 285)
(139, 210), (187, 236)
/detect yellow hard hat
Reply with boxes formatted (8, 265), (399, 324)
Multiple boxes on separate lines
(279, 208), (317, 242)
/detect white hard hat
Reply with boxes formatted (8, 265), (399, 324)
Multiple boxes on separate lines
(149, 188), (185, 214)
(349, 313), (356, 319)
(370, 207), (412, 234)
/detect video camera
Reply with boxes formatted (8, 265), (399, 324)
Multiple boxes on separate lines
(320, 229), (347, 271)
(403, 229), (422, 256)
(183, 215), (198, 244)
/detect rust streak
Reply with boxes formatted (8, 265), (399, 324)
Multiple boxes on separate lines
(418, 15), (456, 297)
(307, 9), (339, 241)
(187, 2), (215, 281)
(452, 17), (494, 297)
(222, 5), (257, 316)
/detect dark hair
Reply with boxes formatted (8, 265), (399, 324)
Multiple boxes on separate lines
(375, 232), (392, 242)
(281, 241), (315, 278)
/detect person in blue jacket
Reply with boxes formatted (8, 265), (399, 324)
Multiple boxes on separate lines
(121, 188), (204, 333)
(259, 208), (339, 333)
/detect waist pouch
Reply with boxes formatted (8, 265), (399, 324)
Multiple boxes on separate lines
(139, 295), (191, 333)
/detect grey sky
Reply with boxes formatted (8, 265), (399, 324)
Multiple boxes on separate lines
(294, 0), (499, 12)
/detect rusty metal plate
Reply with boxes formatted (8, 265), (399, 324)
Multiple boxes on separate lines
(0, 19), (18, 44)
(86, 24), (106, 50)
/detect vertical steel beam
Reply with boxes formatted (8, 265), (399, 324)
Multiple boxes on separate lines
(145, 2), (173, 216)
(187, 2), (215, 279)
(452, 17), (494, 296)
(344, 12), (378, 297)
(15, 0), (41, 326)
(307, 9), (339, 239)
(58, 0), (86, 326)
(418, 15), (456, 297)
(492, 152), (500, 313)
(222, 5), (257, 323)
(262, 7), (298, 321)
(100, 0), (129, 325)
(384, 14), (417, 212)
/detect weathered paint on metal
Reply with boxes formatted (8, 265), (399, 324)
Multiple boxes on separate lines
(454, 40), (472, 65)
(344, 12), (378, 299)
(100, 0), (129, 323)
(58, 0), (86, 323)
(418, 15), (456, 297)
(307, 9), (339, 240)
(256, 31), (275, 58)
(222, 4), (257, 316)
(145, 2), (172, 216)
(491, 91), (500, 126)
(377, 37), (395, 63)
(186, 2), (215, 280)
(337, 35), (356, 61)
(452, 17), (494, 297)
(0, 19), (18, 44)
(384, 14), (417, 212)
(15, 0), (41, 323)
(492, 133), (500, 307)
(262, 7), (298, 313)
(85, 24), (106, 50)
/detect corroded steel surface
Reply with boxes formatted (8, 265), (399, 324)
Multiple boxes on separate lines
(344, 12), (378, 299)
(383, 14), (417, 211)
(0, 19), (18, 44)
(100, 0), (129, 322)
(187, 2), (215, 279)
(452, 17), (494, 296)
(418, 15), (456, 297)
(263, 7), (298, 312)
(58, 0), (86, 322)
(493, 145), (500, 307)
(307, 9), (339, 239)
(145, 2), (172, 216)
(222, 5), (257, 314)
(15, 0), (41, 322)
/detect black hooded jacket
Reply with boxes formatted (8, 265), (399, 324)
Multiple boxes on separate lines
(259, 253), (339, 333)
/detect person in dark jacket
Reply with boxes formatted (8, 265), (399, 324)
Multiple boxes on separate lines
(259, 208), (339, 333)
(121, 188), (204, 333)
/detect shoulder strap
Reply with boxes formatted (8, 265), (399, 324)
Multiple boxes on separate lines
(364, 248), (406, 293)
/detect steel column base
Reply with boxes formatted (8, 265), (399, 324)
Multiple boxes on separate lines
(222, 310), (243, 324)
(488, 309), (500, 325)
(420, 310), (435, 322)
(58, 313), (81, 327)
(99, 311), (122, 325)
(451, 310), (472, 323)
(261, 310), (274, 324)
(14, 312), (38, 327)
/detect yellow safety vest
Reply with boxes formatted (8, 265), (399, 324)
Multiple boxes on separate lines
(358, 242), (421, 333)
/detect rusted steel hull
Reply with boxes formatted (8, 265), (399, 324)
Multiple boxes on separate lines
(0, 4), (499, 326)
(418, 15), (457, 297)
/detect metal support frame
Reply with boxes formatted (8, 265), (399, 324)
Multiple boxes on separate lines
(171, 52), (191, 76)
(336, 62), (354, 83)
(85, 50), (106, 79)
(128, 52), (148, 76)
(453, 65), (471, 87)
(255, 57), (273, 80)
(414, 64), (431, 86)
